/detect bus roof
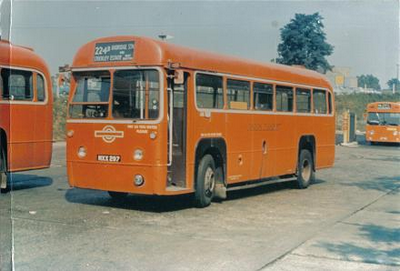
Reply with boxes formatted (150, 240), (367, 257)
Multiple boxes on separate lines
(367, 102), (400, 112)
(0, 40), (50, 74)
(72, 35), (333, 90)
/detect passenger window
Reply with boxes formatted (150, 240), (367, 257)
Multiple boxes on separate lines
(1, 68), (33, 101)
(276, 86), (293, 112)
(296, 88), (311, 113)
(313, 89), (327, 114)
(253, 82), (273, 111)
(37, 74), (46, 102)
(328, 91), (333, 114)
(227, 79), (250, 110)
(196, 74), (223, 109)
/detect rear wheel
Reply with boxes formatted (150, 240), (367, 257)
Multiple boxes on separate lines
(108, 191), (128, 200)
(194, 154), (216, 208)
(296, 149), (314, 189)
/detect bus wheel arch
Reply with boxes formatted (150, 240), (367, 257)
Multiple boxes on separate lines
(296, 135), (316, 189)
(194, 138), (227, 207)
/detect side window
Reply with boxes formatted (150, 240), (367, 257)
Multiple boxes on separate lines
(328, 91), (333, 114)
(1, 68), (33, 101)
(37, 74), (46, 102)
(253, 82), (273, 111)
(276, 86), (293, 112)
(313, 89), (327, 114)
(296, 88), (311, 113)
(196, 74), (223, 109)
(227, 79), (250, 110)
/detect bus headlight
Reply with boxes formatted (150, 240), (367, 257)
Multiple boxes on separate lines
(369, 130), (375, 135)
(134, 174), (144, 186)
(394, 131), (398, 136)
(149, 132), (157, 140)
(77, 146), (87, 158)
(133, 149), (144, 161)
(67, 130), (74, 138)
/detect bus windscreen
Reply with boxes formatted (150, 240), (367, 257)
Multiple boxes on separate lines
(69, 71), (110, 119)
(367, 112), (400, 126)
(112, 69), (160, 120)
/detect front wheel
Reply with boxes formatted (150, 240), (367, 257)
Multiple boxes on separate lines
(194, 154), (216, 208)
(296, 149), (315, 189)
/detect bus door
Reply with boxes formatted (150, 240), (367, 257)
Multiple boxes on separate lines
(168, 71), (187, 188)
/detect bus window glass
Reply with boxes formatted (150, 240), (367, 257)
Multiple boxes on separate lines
(367, 112), (400, 126)
(276, 86), (293, 112)
(227, 79), (250, 110)
(253, 82), (273, 111)
(113, 69), (160, 119)
(328, 91), (333, 114)
(296, 88), (311, 113)
(69, 71), (110, 119)
(313, 89), (327, 114)
(196, 74), (223, 109)
(1, 68), (33, 101)
(37, 74), (46, 102)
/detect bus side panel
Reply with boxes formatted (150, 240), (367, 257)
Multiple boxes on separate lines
(314, 115), (335, 169)
(0, 103), (10, 168)
(251, 114), (276, 179)
(225, 112), (253, 184)
(8, 103), (52, 171)
(33, 102), (53, 169)
(272, 114), (297, 176)
(8, 104), (36, 170)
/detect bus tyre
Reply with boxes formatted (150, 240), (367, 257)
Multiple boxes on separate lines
(194, 154), (216, 208)
(296, 149), (315, 189)
(108, 191), (128, 200)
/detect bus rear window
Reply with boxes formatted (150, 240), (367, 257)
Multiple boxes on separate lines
(1, 68), (33, 101)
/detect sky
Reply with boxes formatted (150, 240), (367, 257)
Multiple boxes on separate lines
(0, 0), (399, 88)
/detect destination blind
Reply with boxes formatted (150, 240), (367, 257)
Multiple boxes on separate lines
(93, 41), (135, 62)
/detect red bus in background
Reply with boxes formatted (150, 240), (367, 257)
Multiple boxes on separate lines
(366, 102), (400, 144)
(0, 40), (53, 191)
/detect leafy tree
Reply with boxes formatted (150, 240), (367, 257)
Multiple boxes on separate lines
(276, 13), (334, 73)
(387, 78), (400, 91)
(357, 74), (381, 90)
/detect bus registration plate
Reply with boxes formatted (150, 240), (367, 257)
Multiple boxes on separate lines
(97, 155), (121, 163)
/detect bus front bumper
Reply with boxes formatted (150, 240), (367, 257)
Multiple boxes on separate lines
(67, 161), (169, 195)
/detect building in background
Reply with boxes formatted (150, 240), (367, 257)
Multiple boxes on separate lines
(326, 66), (359, 94)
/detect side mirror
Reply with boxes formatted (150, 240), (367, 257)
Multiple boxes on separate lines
(174, 70), (184, 85)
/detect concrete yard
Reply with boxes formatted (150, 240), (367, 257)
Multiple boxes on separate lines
(0, 141), (399, 270)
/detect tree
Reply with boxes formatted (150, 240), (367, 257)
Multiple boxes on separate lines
(357, 74), (381, 90)
(276, 13), (334, 73)
(387, 78), (400, 92)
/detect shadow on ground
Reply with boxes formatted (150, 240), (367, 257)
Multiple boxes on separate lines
(316, 223), (400, 265)
(64, 178), (325, 213)
(6, 174), (53, 191)
(341, 176), (400, 192)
